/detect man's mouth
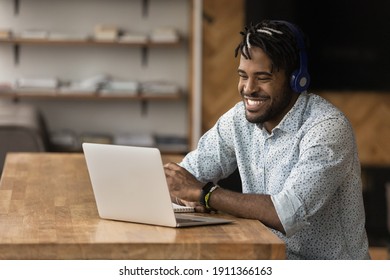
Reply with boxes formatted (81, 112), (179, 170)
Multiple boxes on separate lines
(247, 99), (263, 106)
(244, 96), (269, 111)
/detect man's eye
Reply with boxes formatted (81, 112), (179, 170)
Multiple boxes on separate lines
(257, 76), (271, 81)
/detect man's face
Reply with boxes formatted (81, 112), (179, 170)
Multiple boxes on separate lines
(237, 47), (297, 131)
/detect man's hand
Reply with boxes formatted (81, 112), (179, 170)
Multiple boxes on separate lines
(164, 162), (204, 203)
(172, 196), (209, 213)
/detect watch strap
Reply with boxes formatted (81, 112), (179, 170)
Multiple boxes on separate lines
(200, 182), (219, 210)
(204, 185), (219, 210)
(200, 182), (214, 207)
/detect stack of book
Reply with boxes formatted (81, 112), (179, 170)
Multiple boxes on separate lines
(119, 32), (148, 44)
(19, 29), (49, 39)
(0, 29), (11, 39)
(100, 80), (139, 96)
(150, 27), (179, 43)
(94, 24), (118, 41)
(48, 32), (88, 41)
(14, 78), (59, 93)
(140, 81), (180, 97)
(59, 74), (110, 95)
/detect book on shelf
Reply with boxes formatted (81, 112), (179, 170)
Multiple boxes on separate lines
(150, 27), (179, 43)
(58, 82), (97, 95)
(99, 80), (139, 96)
(118, 33), (148, 44)
(48, 32), (89, 41)
(13, 77), (59, 94)
(59, 74), (110, 94)
(93, 24), (118, 41)
(15, 77), (59, 89)
(13, 88), (57, 95)
(0, 29), (11, 39)
(140, 81), (180, 96)
(79, 74), (111, 88)
(19, 29), (49, 39)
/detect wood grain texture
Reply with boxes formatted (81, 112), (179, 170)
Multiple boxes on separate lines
(201, 0), (244, 132)
(319, 91), (390, 166)
(0, 153), (285, 259)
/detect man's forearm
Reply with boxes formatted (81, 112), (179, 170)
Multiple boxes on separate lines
(209, 187), (285, 234)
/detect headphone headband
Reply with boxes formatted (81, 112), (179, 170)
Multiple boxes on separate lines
(271, 20), (310, 92)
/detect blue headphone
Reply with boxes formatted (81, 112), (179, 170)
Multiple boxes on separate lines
(272, 20), (310, 92)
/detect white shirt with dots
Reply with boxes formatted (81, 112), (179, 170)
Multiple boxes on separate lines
(181, 92), (370, 260)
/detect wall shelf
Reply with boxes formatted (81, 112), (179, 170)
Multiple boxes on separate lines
(0, 0), (192, 153)
(12, 0), (152, 18)
(0, 91), (183, 101)
(0, 37), (183, 66)
(0, 37), (182, 47)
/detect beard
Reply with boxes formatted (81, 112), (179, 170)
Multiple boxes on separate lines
(243, 88), (293, 124)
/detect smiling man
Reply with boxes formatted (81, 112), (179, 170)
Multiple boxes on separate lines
(237, 46), (297, 131)
(164, 20), (370, 260)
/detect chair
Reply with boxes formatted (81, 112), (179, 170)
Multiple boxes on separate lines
(0, 103), (49, 173)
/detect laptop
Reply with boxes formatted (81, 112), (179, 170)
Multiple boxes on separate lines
(82, 142), (233, 227)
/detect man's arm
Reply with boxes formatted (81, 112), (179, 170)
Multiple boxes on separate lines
(164, 162), (285, 234)
(208, 187), (285, 233)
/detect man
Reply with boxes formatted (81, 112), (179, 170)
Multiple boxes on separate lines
(164, 20), (370, 260)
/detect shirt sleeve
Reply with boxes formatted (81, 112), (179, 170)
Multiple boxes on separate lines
(180, 106), (239, 183)
(271, 117), (360, 237)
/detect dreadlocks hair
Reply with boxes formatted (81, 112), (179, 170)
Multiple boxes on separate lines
(234, 20), (303, 76)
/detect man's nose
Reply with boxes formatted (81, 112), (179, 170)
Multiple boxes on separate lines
(243, 78), (258, 94)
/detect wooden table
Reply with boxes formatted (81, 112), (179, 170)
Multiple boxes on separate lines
(0, 153), (285, 260)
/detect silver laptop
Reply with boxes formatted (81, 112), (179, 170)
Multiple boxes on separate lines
(82, 143), (232, 227)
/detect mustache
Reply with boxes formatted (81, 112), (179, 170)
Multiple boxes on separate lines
(240, 90), (268, 98)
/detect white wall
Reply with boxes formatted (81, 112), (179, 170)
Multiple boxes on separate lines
(0, 0), (190, 139)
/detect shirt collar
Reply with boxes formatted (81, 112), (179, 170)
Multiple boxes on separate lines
(270, 92), (309, 135)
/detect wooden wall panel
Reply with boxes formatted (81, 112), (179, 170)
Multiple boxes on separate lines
(202, 0), (244, 132)
(319, 92), (390, 166)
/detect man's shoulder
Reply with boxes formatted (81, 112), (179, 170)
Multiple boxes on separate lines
(300, 93), (354, 136)
(304, 93), (348, 123)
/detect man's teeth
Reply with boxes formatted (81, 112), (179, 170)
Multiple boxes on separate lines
(247, 99), (263, 106)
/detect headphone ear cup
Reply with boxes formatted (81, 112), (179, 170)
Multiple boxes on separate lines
(273, 21), (310, 92)
(290, 69), (310, 92)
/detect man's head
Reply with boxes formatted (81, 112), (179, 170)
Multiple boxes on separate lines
(235, 20), (310, 92)
(235, 20), (310, 131)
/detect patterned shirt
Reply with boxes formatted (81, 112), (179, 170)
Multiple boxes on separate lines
(181, 92), (370, 259)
